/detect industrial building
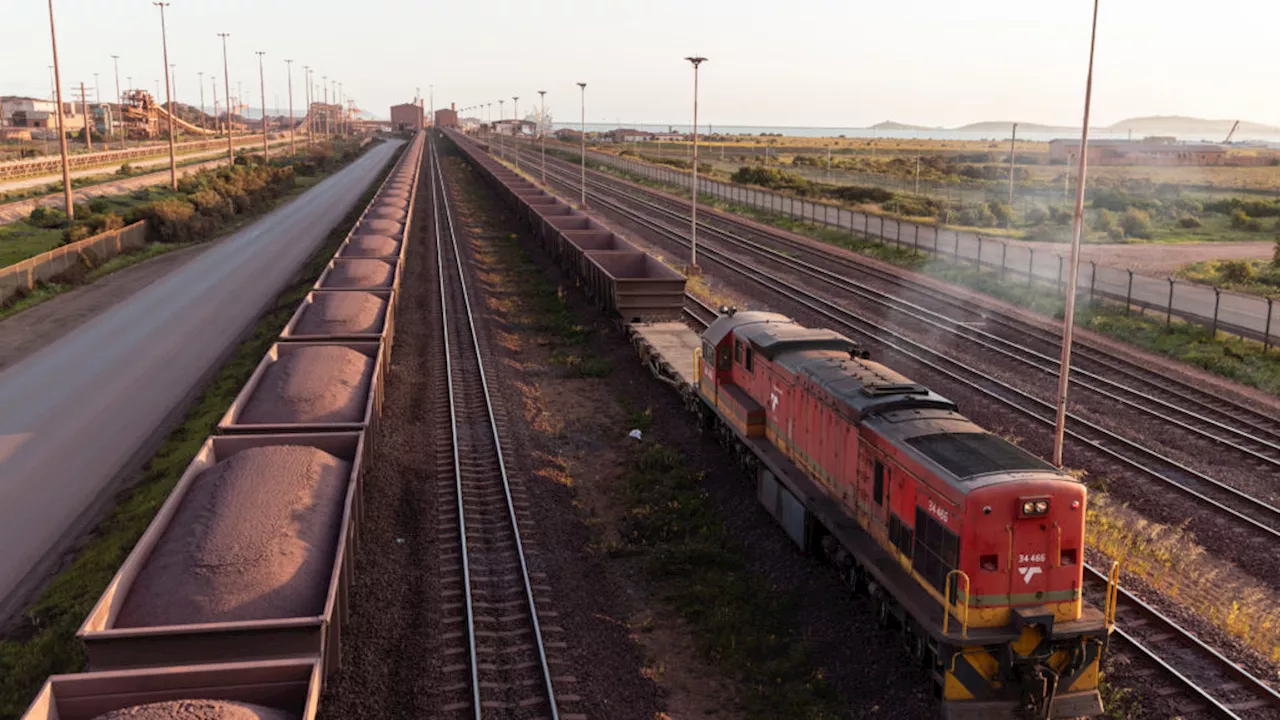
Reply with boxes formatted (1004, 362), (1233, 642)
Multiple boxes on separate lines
(1048, 137), (1228, 166)
(435, 105), (459, 129)
(390, 102), (424, 132)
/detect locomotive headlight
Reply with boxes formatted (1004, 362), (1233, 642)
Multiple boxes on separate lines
(1020, 498), (1051, 516)
(1035, 500), (1049, 514)
(1022, 501), (1036, 515)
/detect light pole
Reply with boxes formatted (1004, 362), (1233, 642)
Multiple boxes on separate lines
(219, 32), (233, 164)
(512, 96), (520, 170)
(302, 65), (312, 148)
(94, 73), (100, 104)
(577, 82), (586, 206)
(111, 54), (122, 145)
(322, 76), (328, 136)
(256, 51), (268, 158)
(46, 0), (73, 218)
(285, 59), (295, 155)
(154, 2), (177, 190)
(170, 63), (177, 123)
(498, 99), (505, 159)
(1008, 122), (1019, 206)
(211, 76), (218, 132)
(538, 90), (547, 182)
(197, 71), (205, 130)
(339, 81), (345, 136)
(1052, 0), (1101, 468)
(685, 56), (707, 273)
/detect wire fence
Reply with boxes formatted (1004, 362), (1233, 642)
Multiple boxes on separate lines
(553, 142), (1277, 351)
(0, 221), (148, 306)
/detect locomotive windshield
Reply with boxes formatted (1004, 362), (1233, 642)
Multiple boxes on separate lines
(906, 432), (1057, 480)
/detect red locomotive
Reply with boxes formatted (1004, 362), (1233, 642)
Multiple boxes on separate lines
(694, 310), (1115, 719)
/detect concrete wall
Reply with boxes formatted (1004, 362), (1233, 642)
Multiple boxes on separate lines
(0, 221), (148, 305)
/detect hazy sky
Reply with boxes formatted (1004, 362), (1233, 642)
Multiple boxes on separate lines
(3, 0), (1277, 128)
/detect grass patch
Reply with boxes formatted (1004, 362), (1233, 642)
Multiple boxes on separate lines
(620, 443), (843, 719)
(0, 142), (404, 720)
(1176, 258), (1280, 298)
(1086, 492), (1280, 665)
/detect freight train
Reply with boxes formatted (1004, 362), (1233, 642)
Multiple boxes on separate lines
(693, 309), (1116, 719)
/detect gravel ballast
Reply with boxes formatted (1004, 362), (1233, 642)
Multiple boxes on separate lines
(342, 234), (400, 258)
(90, 700), (297, 720)
(115, 445), (350, 627)
(323, 259), (394, 289)
(239, 346), (372, 425)
(294, 293), (386, 336)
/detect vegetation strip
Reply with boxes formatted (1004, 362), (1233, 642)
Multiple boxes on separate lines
(0, 140), (403, 720)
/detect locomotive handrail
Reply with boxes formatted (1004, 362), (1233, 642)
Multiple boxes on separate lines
(1053, 522), (1062, 568)
(1005, 525), (1014, 577)
(1105, 561), (1121, 630)
(943, 569), (971, 639)
(693, 347), (702, 391)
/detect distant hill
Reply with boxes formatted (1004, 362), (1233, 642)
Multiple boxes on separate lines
(1103, 115), (1280, 137)
(955, 121), (1077, 133)
(869, 120), (935, 131)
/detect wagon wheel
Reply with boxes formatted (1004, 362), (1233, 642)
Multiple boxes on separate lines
(876, 596), (894, 629)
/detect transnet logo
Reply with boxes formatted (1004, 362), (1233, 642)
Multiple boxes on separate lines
(1018, 566), (1043, 584)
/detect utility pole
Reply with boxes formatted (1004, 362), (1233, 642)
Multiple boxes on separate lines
(212, 76), (218, 132)
(256, 51), (268, 158)
(322, 76), (328, 136)
(1052, 0), (1101, 468)
(111, 55), (122, 146)
(577, 83), (586, 206)
(170, 63), (177, 123)
(219, 32), (233, 165)
(685, 56), (707, 273)
(47, 0), (73, 219)
(538, 89), (547, 183)
(197, 71), (205, 130)
(285, 59), (295, 155)
(1008, 122), (1018, 206)
(155, 2), (177, 190)
(93, 73), (100, 103)
(499, 99), (505, 159)
(79, 81), (92, 150)
(915, 156), (921, 194)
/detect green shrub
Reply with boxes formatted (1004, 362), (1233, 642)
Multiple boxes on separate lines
(988, 201), (1015, 228)
(61, 225), (93, 244)
(1219, 260), (1257, 284)
(117, 162), (134, 176)
(1230, 209), (1263, 231)
(1026, 207), (1049, 225)
(88, 198), (111, 214)
(142, 199), (198, 243)
(188, 188), (232, 220)
(1121, 208), (1155, 239)
(29, 206), (67, 229)
(1092, 209), (1116, 233)
(1178, 215), (1203, 229)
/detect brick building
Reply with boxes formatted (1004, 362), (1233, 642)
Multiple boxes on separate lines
(390, 102), (423, 132)
(1048, 137), (1228, 166)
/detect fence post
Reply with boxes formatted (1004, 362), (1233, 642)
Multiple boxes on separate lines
(1266, 298), (1274, 353)
(1028, 249), (1035, 288)
(1211, 287), (1221, 337)
(1166, 278), (1175, 326)
(880, 215), (885, 238)
(1089, 261), (1097, 302)
(1125, 270), (1134, 315)
(934, 226), (940, 254)
(1057, 255), (1064, 292)
(914, 224), (920, 248)
(1000, 242), (1008, 281)
(977, 236), (984, 270)
(865, 214), (870, 238)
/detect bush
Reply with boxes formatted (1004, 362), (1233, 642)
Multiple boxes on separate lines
(987, 201), (1015, 228)
(1026, 207), (1049, 225)
(1219, 260), (1256, 284)
(88, 198), (111, 214)
(142, 198), (198, 243)
(1230, 209), (1263, 232)
(1120, 208), (1155, 239)
(61, 225), (93, 244)
(29, 206), (67, 228)
(1092, 209), (1116, 233)
(117, 162), (134, 176)
(1049, 205), (1072, 225)
(1178, 215), (1203, 229)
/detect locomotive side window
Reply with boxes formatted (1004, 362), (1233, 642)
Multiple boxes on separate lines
(744, 346), (754, 373)
(873, 461), (885, 505)
(889, 513), (913, 558)
(913, 506), (960, 595)
(734, 340), (743, 364)
(718, 345), (731, 371)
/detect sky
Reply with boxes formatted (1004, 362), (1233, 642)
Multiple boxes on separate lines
(3, 0), (1278, 129)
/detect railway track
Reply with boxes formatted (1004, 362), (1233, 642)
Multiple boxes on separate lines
(519, 148), (1280, 551)
(428, 136), (561, 719)
(678, 293), (1280, 720)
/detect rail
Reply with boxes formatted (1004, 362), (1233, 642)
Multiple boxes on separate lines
(428, 134), (560, 719)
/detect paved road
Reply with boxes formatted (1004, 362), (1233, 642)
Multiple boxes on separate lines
(0, 139), (401, 619)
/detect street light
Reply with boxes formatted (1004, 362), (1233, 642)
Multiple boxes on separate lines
(218, 32), (232, 164)
(302, 65), (312, 148)
(577, 82), (586, 206)
(512, 96), (520, 170)
(538, 90), (547, 183)
(499, 99), (505, 160)
(684, 55), (707, 273)
(46, 0), (73, 219)
(1052, 0), (1101, 468)
(111, 54), (122, 146)
(285, 59), (295, 155)
(154, 2), (177, 191)
(197, 70), (205, 131)
(256, 51), (268, 157)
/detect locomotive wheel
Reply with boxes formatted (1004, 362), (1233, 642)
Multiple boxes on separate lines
(876, 596), (894, 629)
(907, 627), (929, 668)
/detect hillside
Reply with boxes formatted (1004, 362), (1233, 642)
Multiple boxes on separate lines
(956, 121), (1076, 133)
(868, 120), (935, 131)
(1104, 115), (1280, 137)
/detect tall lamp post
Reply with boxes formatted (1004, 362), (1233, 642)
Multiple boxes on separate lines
(498, 99), (505, 159)
(537, 89), (547, 183)
(256, 51), (268, 157)
(111, 54), (122, 146)
(303, 65), (312, 148)
(154, 2), (177, 190)
(1052, 0), (1101, 468)
(684, 56), (707, 273)
(197, 71), (205, 130)
(577, 82), (586, 206)
(219, 32), (233, 164)
(512, 96), (520, 170)
(285, 59), (295, 155)
(46, 0), (73, 219)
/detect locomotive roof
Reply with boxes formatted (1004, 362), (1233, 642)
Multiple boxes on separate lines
(775, 348), (959, 420)
(703, 311), (858, 359)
